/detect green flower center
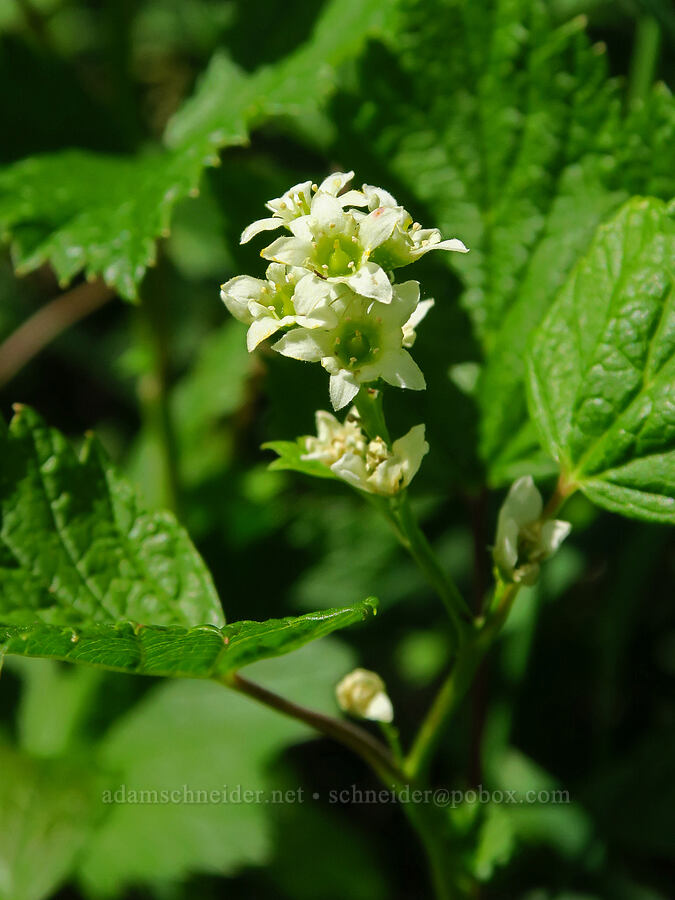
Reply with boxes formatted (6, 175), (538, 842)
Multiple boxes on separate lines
(267, 280), (296, 317)
(334, 321), (380, 370)
(315, 235), (362, 277)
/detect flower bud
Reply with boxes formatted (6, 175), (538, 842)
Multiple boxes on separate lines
(335, 668), (394, 723)
(493, 476), (571, 585)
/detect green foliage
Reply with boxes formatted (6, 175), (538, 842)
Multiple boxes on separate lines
(0, 405), (377, 673)
(527, 197), (675, 522)
(0, 642), (357, 899)
(77, 640), (357, 894)
(264, 438), (339, 481)
(331, 0), (675, 481)
(0, 603), (377, 678)
(1, 0), (674, 897)
(0, 0), (394, 300)
(0, 741), (101, 900)
(0, 404), (223, 628)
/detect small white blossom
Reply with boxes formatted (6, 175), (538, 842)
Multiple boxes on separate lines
(359, 184), (468, 269)
(220, 263), (336, 351)
(262, 191), (399, 304)
(493, 476), (571, 585)
(336, 668), (394, 723)
(239, 171), (367, 245)
(272, 281), (428, 410)
(302, 408), (428, 495)
(302, 408), (367, 466)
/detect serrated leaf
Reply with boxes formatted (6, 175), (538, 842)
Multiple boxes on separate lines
(0, 600), (378, 678)
(0, 0), (394, 300)
(0, 406), (377, 673)
(526, 197), (675, 523)
(263, 439), (339, 481)
(331, 0), (675, 481)
(0, 405), (224, 628)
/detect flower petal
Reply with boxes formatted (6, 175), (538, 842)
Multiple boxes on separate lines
(414, 236), (469, 256)
(391, 424), (429, 488)
(247, 316), (285, 351)
(240, 217), (283, 244)
(344, 262), (393, 303)
(292, 273), (335, 317)
(272, 328), (327, 361)
(501, 476), (543, 528)
(493, 516), (519, 576)
(220, 274), (267, 323)
(362, 184), (399, 209)
(338, 189), (368, 207)
(310, 192), (348, 232)
(403, 298), (434, 348)
(329, 371), (360, 410)
(379, 349), (426, 391)
(318, 171), (354, 196)
(331, 451), (370, 490)
(358, 207), (400, 251)
(262, 236), (313, 267)
(364, 692), (394, 723)
(540, 519), (572, 556)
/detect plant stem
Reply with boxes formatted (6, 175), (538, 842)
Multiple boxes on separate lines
(227, 672), (404, 786)
(403, 803), (458, 900)
(394, 492), (472, 646)
(353, 386), (470, 636)
(136, 287), (180, 515)
(0, 280), (115, 389)
(627, 15), (661, 110)
(354, 385), (390, 444)
(405, 582), (519, 781)
(226, 673), (461, 898)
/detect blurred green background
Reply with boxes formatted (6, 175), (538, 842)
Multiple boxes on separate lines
(0, 0), (673, 897)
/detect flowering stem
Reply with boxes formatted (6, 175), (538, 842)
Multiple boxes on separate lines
(227, 673), (461, 899)
(225, 672), (404, 786)
(402, 804), (460, 900)
(405, 582), (519, 781)
(394, 492), (472, 647)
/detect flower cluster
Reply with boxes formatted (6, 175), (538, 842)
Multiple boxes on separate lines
(221, 171), (468, 409)
(493, 477), (571, 585)
(302, 408), (428, 496)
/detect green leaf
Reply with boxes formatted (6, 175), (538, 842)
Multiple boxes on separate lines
(0, 406), (378, 674)
(263, 439), (339, 481)
(526, 197), (675, 523)
(77, 639), (358, 893)
(331, 0), (675, 481)
(0, 600), (378, 679)
(0, 0), (394, 300)
(0, 404), (224, 628)
(0, 741), (100, 900)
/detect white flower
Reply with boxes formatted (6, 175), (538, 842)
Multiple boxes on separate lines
(220, 263), (337, 351)
(262, 191), (400, 304)
(302, 408), (428, 495)
(272, 281), (428, 410)
(493, 476), (571, 585)
(239, 171), (367, 244)
(359, 184), (469, 269)
(336, 668), (394, 723)
(303, 408), (367, 466)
